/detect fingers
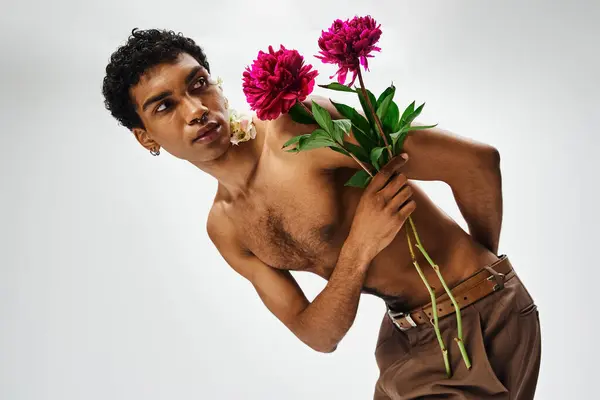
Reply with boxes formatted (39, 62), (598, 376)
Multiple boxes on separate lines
(367, 154), (409, 193)
(387, 185), (413, 212)
(378, 172), (408, 202)
(397, 199), (417, 219)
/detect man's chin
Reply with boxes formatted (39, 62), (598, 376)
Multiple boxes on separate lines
(190, 139), (233, 164)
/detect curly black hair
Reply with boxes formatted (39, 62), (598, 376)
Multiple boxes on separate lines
(102, 28), (210, 130)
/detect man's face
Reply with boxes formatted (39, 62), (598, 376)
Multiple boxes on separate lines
(130, 53), (231, 162)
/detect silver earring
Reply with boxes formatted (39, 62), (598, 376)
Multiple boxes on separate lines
(150, 148), (160, 156)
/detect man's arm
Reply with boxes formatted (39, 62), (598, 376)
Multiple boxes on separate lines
(302, 95), (503, 254)
(401, 125), (503, 254)
(208, 225), (369, 353)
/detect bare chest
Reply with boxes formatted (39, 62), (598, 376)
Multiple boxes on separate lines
(229, 170), (359, 275)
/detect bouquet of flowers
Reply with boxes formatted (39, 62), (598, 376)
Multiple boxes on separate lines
(241, 15), (470, 377)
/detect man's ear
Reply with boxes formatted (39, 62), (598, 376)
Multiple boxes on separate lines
(132, 127), (158, 152)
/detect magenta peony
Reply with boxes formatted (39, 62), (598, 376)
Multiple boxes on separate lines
(242, 45), (319, 120)
(315, 15), (382, 86)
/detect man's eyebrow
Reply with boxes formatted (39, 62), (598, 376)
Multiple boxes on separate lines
(142, 91), (171, 112)
(141, 66), (204, 112)
(184, 66), (202, 85)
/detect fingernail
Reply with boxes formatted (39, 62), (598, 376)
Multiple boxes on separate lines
(400, 153), (408, 160)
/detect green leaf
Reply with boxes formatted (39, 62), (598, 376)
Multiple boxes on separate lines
(310, 128), (332, 140)
(376, 85), (396, 127)
(312, 101), (334, 134)
(390, 129), (405, 141)
(391, 131), (409, 153)
(406, 124), (437, 132)
(392, 123), (437, 138)
(282, 135), (302, 148)
(287, 129), (336, 152)
(330, 100), (370, 136)
(382, 101), (400, 133)
(329, 99), (377, 152)
(352, 130), (377, 155)
(331, 126), (344, 144)
(343, 141), (370, 163)
(404, 103), (425, 126)
(365, 89), (378, 110)
(332, 119), (352, 144)
(282, 133), (310, 152)
(358, 88), (390, 148)
(333, 119), (352, 135)
(390, 123), (438, 153)
(344, 170), (372, 188)
(376, 84), (396, 108)
(319, 82), (356, 93)
(376, 91), (395, 122)
(397, 136), (408, 153)
(288, 102), (315, 125)
(356, 88), (378, 132)
(370, 147), (386, 170)
(298, 136), (336, 151)
(330, 146), (351, 157)
(399, 101), (416, 128)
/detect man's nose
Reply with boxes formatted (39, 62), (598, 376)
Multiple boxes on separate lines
(183, 97), (209, 125)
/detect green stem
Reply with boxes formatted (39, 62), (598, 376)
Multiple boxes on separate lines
(299, 101), (314, 118)
(408, 217), (472, 370)
(356, 68), (394, 159)
(342, 144), (373, 176)
(406, 228), (451, 377)
(353, 155), (374, 177)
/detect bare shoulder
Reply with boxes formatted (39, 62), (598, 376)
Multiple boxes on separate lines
(206, 202), (257, 280)
(266, 103), (313, 144)
(207, 201), (247, 267)
(206, 201), (238, 253)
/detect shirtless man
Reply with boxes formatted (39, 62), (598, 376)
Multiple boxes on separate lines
(102, 29), (541, 399)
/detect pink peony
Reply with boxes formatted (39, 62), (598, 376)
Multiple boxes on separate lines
(315, 15), (382, 86)
(242, 45), (319, 120)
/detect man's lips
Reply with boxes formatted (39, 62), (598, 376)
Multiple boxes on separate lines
(193, 122), (220, 142)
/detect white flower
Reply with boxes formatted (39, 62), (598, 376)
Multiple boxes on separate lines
(208, 76), (223, 89)
(229, 109), (257, 145)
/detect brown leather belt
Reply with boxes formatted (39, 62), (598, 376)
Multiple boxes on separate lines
(388, 255), (514, 331)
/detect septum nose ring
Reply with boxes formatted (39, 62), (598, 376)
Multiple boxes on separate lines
(192, 112), (208, 125)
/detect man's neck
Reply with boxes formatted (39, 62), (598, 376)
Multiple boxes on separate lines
(190, 118), (267, 199)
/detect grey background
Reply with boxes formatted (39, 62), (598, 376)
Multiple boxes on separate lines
(1, 1), (598, 399)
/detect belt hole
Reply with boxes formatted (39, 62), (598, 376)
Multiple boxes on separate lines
(464, 297), (467, 300)
(439, 308), (442, 311)
(428, 312), (431, 316)
(418, 316), (422, 320)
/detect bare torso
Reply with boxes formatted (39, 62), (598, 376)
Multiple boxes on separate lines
(212, 115), (499, 311)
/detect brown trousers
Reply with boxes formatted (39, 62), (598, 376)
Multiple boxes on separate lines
(373, 262), (541, 399)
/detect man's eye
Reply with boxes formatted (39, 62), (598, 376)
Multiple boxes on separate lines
(192, 77), (207, 89)
(156, 103), (167, 112)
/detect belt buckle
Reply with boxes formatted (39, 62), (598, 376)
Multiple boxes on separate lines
(387, 309), (417, 331)
(487, 272), (505, 291)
